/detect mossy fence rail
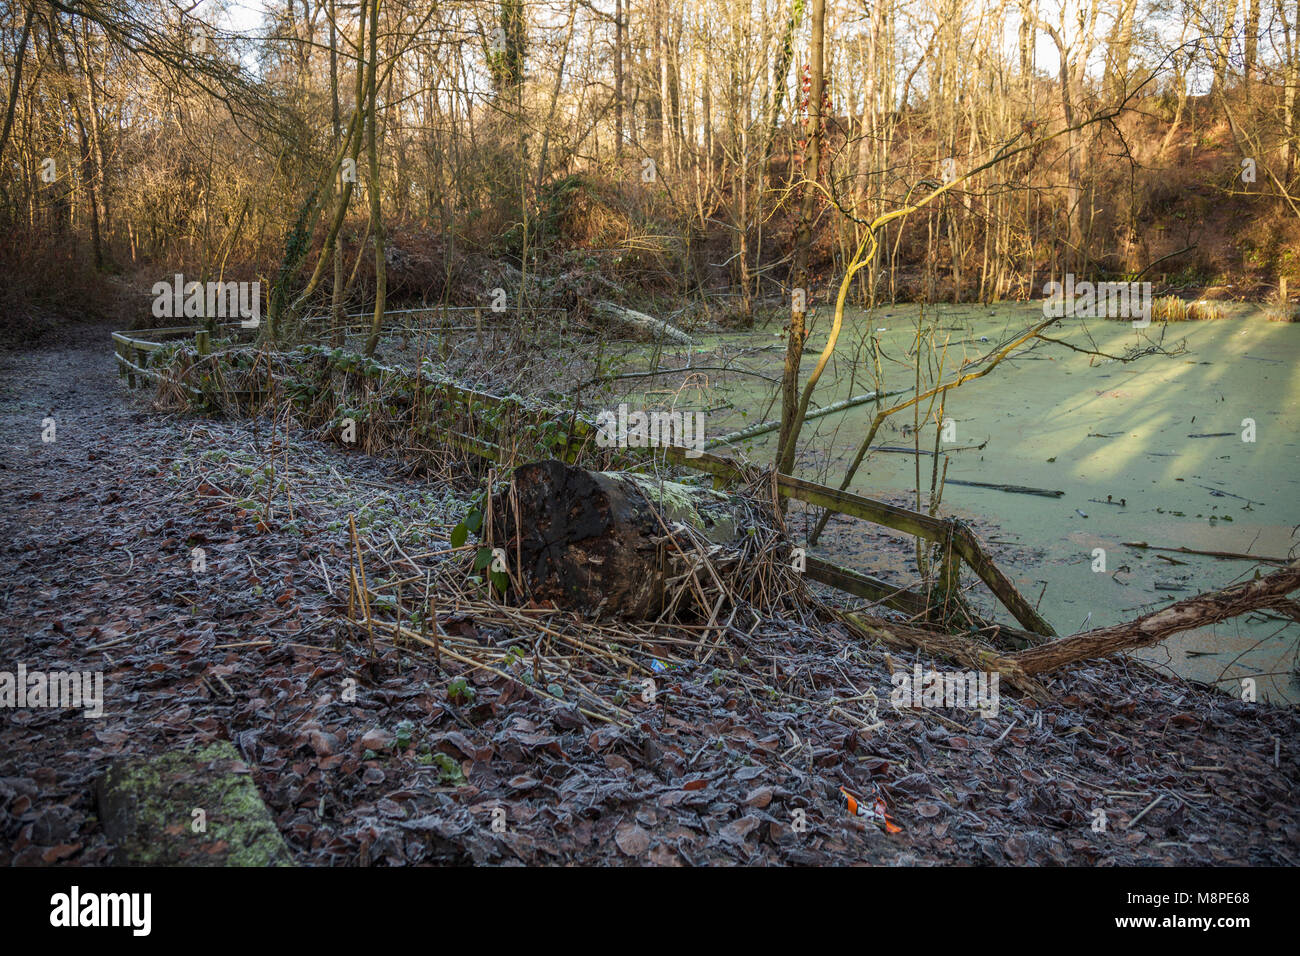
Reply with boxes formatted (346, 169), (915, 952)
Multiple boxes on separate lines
(110, 313), (1055, 641)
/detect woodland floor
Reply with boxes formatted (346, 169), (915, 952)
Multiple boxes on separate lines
(1, 327), (1298, 866)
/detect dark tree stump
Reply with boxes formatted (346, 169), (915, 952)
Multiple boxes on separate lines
(493, 459), (750, 617)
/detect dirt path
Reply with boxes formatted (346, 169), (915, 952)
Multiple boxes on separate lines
(0, 329), (434, 864)
(1, 329), (175, 862)
(2, 330), (1298, 866)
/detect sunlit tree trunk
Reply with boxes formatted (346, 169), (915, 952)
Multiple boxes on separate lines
(777, 0), (824, 475)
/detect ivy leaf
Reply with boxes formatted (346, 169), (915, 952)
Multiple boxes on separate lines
(473, 546), (494, 571)
(489, 569), (509, 594)
(450, 522), (468, 549)
(432, 753), (466, 786)
(465, 509), (483, 534)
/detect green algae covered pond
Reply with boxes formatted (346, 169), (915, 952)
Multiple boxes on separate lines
(612, 300), (1300, 703)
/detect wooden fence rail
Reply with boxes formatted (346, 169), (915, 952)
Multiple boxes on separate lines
(660, 447), (1055, 636)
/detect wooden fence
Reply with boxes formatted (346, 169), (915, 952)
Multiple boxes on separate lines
(111, 320), (1055, 640)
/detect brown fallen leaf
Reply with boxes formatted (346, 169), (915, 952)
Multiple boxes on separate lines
(444, 730), (481, 759)
(615, 824), (651, 857)
(308, 730), (338, 756)
(647, 844), (681, 866)
(358, 728), (392, 752)
(1004, 834), (1029, 864)
(588, 726), (621, 752)
(42, 843), (81, 864)
(720, 816), (761, 844)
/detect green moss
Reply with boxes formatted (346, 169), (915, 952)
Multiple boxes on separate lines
(97, 741), (294, 867)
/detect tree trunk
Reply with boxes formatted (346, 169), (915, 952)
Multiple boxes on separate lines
(1244, 0), (1261, 82)
(778, 0), (825, 475)
(329, 0), (345, 347)
(363, 0), (386, 356)
(614, 0), (624, 162)
(492, 460), (759, 618)
(0, 2), (34, 169)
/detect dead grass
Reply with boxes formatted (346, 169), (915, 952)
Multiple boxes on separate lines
(1265, 290), (1299, 323)
(1150, 295), (1227, 322)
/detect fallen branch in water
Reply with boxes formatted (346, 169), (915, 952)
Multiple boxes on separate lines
(706, 387), (912, 450)
(1013, 561), (1300, 674)
(872, 442), (988, 456)
(1122, 541), (1292, 565)
(943, 479), (1064, 498)
(838, 561), (1300, 698)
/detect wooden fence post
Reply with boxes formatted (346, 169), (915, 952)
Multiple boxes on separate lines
(936, 531), (962, 612)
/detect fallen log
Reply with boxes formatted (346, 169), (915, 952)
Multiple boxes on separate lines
(1013, 561), (1300, 674)
(835, 562), (1300, 698)
(1121, 541), (1291, 566)
(595, 301), (693, 346)
(492, 459), (790, 618)
(943, 479), (1064, 498)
